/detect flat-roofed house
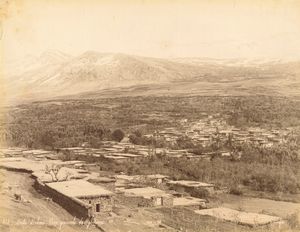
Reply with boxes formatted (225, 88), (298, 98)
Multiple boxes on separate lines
(173, 196), (207, 209)
(195, 207), (282, 227)
(146, 174), (169, 184)
(120, 187), (173, 207)
(167, 180), (215, 194)
(0, 151), (5, 158)
(44, 180), (114, 219)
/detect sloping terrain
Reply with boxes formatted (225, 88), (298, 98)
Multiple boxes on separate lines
(3, 51), (300, 104)
(0, 170), (100, 232)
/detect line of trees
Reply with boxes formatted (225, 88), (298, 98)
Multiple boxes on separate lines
(3, 95), (300, 150)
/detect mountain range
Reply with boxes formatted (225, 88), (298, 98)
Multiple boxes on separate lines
(3, 50), (300, 104)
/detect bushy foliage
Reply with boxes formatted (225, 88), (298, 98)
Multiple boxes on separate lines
(229, 186), (243, 195)
(59, 151), (300, 195)
(2, 96), (300, 195)
(3, 95), (300, 149)
(112, 129), (125, 142)
(286, 212), (300, 230)
(189, 188), (209, 198)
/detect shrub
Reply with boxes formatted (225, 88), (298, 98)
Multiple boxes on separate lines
(286, 212), (300, 230)
(190, 188), (209, 199)
(112, 129), (125, 142)
(229, 186), (243, 195)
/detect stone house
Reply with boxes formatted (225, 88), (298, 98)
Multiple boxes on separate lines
(120, 187), (173, 207)
(45, 180), (114, 219)
(167, 180), (215, 195)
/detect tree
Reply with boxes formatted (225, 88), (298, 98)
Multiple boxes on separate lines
(112, 129), (125, 142)
(44, 164), (70, 182)
(176, 136), (195, 149)
(133, 129), (143, 138)
(40, 131), (55, 149)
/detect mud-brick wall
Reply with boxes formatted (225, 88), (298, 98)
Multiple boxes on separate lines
(117, 194), (173, 207)
(79, 195), (114, 215)
(161, 196), (173, 207)
(116, 194), (153, 207)
(34, 180), (92, 220)
(171, 185), (214, 195)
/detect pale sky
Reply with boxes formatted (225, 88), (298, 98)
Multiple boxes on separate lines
(1, 0), (300, 61)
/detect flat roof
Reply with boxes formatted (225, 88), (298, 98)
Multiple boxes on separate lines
(121, 187), (171, 199)
(47, 180), (113, 198)
(173, 197), (206, 206)
(195, 207), (281, 226)
(109, 153), (141, 157)
(0, 158), (63, 172)
(62, 160), (86, 165)
(61, 147), (84, 150)
(115, 175), (139, 181)
(104, 155), (128, 160)
(168, 180), (214, 188)
(147, 174), (169, 179)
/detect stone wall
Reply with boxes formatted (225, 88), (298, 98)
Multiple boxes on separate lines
(34, 179), (92, 220)
(171, 184), (214, 195)
(161, 196), (173, 207)
(117, 193), (173, 207)
(0, 166), (32, 173)
(79, 195), (114, 217)
(117, 193), (153, 207)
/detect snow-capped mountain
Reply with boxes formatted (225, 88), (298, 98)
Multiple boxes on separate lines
(4, 50), (71, 78)
(3, 50), (300, 103)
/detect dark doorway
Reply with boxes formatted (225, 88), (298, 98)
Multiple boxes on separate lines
(96, 203), (100, 212)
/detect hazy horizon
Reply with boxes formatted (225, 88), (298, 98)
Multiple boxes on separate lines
(1, 0), (300, 63)
(6, 48), (300, 62)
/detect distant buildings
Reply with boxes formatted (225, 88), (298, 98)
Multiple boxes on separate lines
(152, 114), (290, 150)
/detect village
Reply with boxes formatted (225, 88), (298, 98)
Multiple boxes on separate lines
(0, 122), (296, 232)
(152, 114), (291, 149)
(0, 110), (299, 232)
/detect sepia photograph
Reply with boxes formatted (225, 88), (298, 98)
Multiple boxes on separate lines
(0, 0), (300, 231)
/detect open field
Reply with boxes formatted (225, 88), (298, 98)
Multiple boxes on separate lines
(218, 194), (300, 218)
(67, 77), (300, 100)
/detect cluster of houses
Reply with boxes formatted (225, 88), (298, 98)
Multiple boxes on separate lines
(0, 148), (285, 228)
(0, 114), (293, 165)
(149, 114), (292, 148)
(59, 141), (205, 161)
(0, 148), (55, 159)
(0, 151), (214, 221)
(60, 141), (151, 162)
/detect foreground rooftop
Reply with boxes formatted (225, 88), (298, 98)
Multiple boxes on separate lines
(46, 179), (114, 198)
